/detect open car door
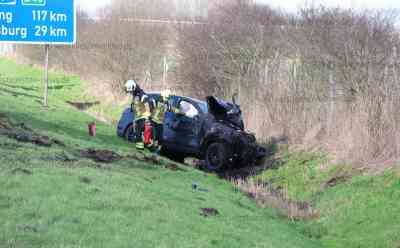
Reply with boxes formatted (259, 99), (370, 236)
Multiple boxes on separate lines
(163, 98), (203, 154)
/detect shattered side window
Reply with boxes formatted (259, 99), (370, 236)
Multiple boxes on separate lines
(198, 102), (208, 114)
(179, 101), (199, 118)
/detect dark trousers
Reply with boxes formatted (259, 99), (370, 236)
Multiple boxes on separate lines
(134, 118), (146, 144)
(153, 122), (163, 145)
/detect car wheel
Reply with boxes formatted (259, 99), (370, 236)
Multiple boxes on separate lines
(205, 143), (228, 172)
(124, 125), (135, 142)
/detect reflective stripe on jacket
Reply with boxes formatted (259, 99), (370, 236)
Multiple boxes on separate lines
(134, 97), (151, 120)
(151, 101), (168, 124)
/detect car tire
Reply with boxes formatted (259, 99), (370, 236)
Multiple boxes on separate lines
(255, 146), (268, 165)
(124, 125), (135, 142)
(205, 142), (229, 172)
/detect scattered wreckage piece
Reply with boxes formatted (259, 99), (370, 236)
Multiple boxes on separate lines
(200, 208), (219, 217)
(80, 149), (123, 163)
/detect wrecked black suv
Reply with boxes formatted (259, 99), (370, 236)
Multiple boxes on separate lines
(117, 94), (266, 171)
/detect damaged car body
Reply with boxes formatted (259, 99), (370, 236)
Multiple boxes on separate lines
(117, 94), (266, 171)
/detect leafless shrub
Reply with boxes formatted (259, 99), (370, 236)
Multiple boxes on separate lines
(177, 1), (400, 166)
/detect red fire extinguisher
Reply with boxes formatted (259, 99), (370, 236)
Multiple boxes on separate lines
(88, 122), (96, 137)
(143, 120), (153, 146)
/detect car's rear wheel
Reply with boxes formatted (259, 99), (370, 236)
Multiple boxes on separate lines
(205, 143), (229, 172)
(124, 125), (135, 142)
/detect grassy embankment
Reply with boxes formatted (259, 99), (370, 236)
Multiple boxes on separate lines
(254, 150), (400, 248)
(0, 58), (320, 248)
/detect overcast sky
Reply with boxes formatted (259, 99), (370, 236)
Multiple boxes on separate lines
(77, 0), (400, 14)
(259, 0), (400, 11)
(77, 0), (111, 14)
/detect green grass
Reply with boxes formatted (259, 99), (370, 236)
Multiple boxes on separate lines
(256, 151), (400, 248)
(0, 58), (129, 151)
(0, 58), (320, 247)
(256, 151), (329, 201)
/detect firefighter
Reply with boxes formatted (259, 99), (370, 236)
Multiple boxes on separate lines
(125, 80), (151, 150)
(150, 89), (172, 153)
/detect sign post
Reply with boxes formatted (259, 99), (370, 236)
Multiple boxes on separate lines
(43, 43), (49, 106)
(0, 0), (76, 106)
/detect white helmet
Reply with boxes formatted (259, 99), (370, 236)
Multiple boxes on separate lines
(125, 80), (137, 93)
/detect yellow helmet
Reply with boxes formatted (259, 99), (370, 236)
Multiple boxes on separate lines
(161, 90), (172, 101)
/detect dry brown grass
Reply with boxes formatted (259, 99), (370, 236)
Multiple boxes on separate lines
(232, 179), (319, 221)
(242, 92), (400, 170)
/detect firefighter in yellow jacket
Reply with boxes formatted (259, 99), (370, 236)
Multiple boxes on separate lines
(125, 80), (151, 150)
(150, 89), (172, 153)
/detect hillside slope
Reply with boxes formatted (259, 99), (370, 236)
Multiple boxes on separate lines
(0, 58), (320, 248)
(254, 152), (400, 248)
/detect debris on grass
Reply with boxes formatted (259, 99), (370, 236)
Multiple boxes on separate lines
(11, 168), (33, 175)
(0, 118), (12, 130)
(192, 183), (209, 192)
(323, 174), (351, 188)
(79, 176), (92, 184)
(13, 132), (53, 147)
(128, 153), (164, 165)
(52, 139), (66, 147)
(184, 158), (202, 169)
(0, 115), (65, 148)
(144, 154), (164, 165)
(200, 208), (219, 217)
(165, 163), (185, 171)
(196, 197), (206, 202)
(143, 177), (154, 183)
(16, 224), (39, 233)
(80, 149), (122, 163)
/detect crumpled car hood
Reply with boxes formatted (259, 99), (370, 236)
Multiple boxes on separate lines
(206, 96), (244, 130)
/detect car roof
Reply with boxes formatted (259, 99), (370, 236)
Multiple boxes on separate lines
(147, 92), (208, 113)
(147, 92), (204, 104)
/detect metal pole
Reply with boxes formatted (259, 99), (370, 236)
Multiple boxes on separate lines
(393, 46), (399, 158)
(43, 44), (49, 107)
(163, 56), (167, 88)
